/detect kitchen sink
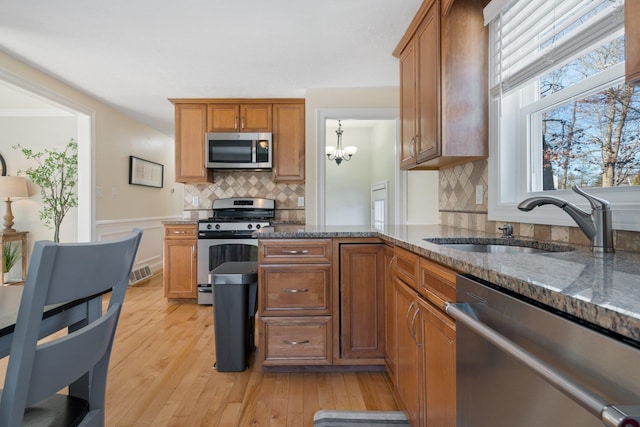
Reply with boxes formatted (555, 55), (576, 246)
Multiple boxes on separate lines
(423, 238), (575, 254)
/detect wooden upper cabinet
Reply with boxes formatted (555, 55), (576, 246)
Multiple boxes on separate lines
(173, 103), (207, 183)
(240, 104), (272, 132)
(394, 0), (488, 170)
(626, 1), (640, 85)
(272, 103), (305, 182)
(207, 104), (239, 131)
(207, 103), (272, 132)
(415, 2), (441, 164)
(399, 38), (418, 169)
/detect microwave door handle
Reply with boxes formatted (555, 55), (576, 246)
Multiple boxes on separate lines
(252, 140), (257, 163)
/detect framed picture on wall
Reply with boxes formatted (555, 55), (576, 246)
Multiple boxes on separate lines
(128, 156), (163, 188)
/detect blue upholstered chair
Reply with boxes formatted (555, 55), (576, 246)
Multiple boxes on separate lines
(0, 229), (142, 426)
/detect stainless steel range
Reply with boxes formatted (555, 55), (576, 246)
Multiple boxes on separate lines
(196, 197), (274, 304)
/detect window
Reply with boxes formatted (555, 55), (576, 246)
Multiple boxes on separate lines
(486, 0), (640, 230)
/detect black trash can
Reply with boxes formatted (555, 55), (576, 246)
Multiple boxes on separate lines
(210, 261), (258, 372)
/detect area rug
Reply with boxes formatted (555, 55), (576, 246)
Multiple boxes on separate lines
(313, 410), (409, 426)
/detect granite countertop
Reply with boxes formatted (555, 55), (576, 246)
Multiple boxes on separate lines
(254, 224), (640, 345)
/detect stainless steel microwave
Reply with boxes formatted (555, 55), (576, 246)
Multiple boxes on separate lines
(205, 132), (272, 169)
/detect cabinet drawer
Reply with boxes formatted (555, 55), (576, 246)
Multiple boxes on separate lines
(420, 257), (456, 308)
(164, 224), (197, 239)
(394, 246), (419, 287)
(259, 239), (332, 263)
(259, 265), (330, 315)
(260, 316), (332, 365)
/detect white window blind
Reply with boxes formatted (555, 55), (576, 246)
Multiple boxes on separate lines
(487, 0), (624, 98)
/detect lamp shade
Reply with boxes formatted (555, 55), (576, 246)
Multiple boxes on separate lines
(0, 176), (29, 199)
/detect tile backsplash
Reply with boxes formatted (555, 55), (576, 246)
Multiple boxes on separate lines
(439, 158), (640, 252)
(183, 170), (305, 224)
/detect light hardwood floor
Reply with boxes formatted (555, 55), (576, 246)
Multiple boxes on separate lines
(2, 273), (400, 426)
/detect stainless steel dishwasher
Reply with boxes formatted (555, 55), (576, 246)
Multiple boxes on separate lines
(447, 274), (640, 427)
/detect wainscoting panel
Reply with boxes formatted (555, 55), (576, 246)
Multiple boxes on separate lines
(96, 216), (179, 274)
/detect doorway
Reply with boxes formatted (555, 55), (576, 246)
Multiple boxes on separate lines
(0, 72), (94, 243)
(318, 108), (403, 227)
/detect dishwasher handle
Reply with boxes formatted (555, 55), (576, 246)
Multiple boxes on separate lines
(445, 302), (640, 427)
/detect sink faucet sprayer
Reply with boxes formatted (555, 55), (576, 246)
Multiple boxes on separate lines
(517, 186), (614, 254)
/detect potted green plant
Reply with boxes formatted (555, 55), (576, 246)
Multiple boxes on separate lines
(3, 242), (21, 282)
(13, 139), (78, 243)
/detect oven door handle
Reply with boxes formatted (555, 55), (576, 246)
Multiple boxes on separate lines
(445, 302), (640, 427)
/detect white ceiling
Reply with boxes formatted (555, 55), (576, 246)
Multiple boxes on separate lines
(0, 0), (422, 136)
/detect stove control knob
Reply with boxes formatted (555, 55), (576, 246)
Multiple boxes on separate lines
(247, 224), (253, 230)
(215, 224), (221, 230)
(256, 224), (261, 229)
(206, 224), (213, 230)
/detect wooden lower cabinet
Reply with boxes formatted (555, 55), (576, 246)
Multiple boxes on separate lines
(260, 316), (332, 366)
(394, 276), (421, 426)
(418, 296), (456, 427)
(163, 224), (197, 299)
(258, 239), (333, 367)
(383, 245), (396, 381)
(392, 252), (457, 427)
(339, 243), (386, 359)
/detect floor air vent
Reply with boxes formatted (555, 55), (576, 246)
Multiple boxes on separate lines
(129, 265), (153, 285)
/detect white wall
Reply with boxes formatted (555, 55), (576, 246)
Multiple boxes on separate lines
(0, 51), (181, 272)
(407, 171), (439, 224)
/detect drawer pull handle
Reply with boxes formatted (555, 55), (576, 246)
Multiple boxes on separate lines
(284, 340), (310, 345)
(281, 250), (309, 255)
(283, 288), (309, 293)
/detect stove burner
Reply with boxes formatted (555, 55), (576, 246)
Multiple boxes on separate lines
(198, 197), (275, 238)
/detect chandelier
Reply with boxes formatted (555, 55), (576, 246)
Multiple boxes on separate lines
(326, 120), (357, 165)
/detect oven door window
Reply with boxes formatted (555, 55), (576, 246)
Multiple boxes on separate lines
(208, 243), (258, 270)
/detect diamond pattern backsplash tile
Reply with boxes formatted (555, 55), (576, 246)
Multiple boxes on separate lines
(184, 170), (305, 223)
(439, 159), (488, 212)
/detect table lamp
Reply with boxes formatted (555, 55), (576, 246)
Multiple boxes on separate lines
(0, 176), (29, 233)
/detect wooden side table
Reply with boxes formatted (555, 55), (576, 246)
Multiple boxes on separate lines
(1, 231), (28, 285)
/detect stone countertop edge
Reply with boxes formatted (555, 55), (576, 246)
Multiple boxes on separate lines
(254, 224), (640, 346)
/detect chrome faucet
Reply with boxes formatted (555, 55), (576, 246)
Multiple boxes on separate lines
(517, 186), (614, 254)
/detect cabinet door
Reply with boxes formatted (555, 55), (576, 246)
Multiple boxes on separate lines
(207, 104), (239, 132)
(394, 277), (421, 425)
(163, 238), (197, 299)
(418, 297), (456, 427)
(340, 244), (385, 359)
(175, 103), (207, 182)
(415, 0), (441, 163)
(272, 103), (305, 182)
(384, 245), (396, 380)
(240, 104), (272, 131)
(399, 38), (418, 170)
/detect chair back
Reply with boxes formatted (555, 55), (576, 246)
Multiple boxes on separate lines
(0, 228), (142, 427)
